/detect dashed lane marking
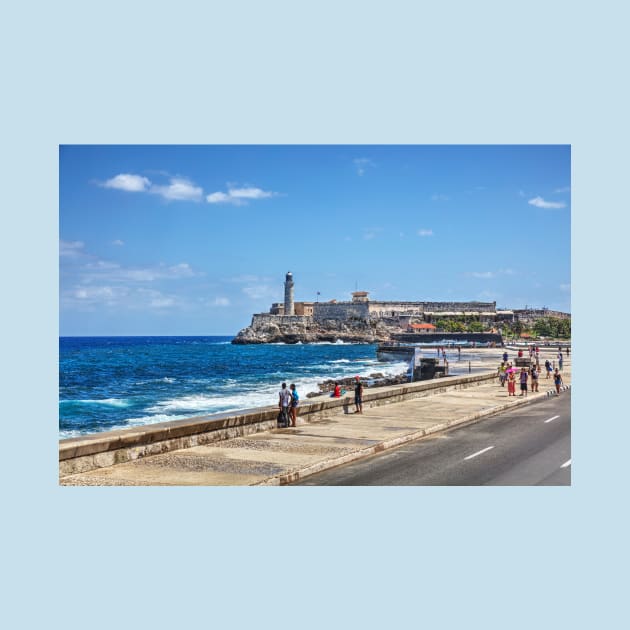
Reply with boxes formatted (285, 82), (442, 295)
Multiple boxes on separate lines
(544, 415), (560, 423)
(464, 446), (494, 461)
(561, 459), (571, 468)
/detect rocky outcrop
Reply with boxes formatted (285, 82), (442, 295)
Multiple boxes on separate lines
(232, 316), (397, 344)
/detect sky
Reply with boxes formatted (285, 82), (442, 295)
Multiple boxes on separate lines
(59, 145), (571, 336)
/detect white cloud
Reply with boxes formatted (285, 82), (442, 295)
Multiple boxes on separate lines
(417, 229), (433, 237)
(80, 260), (199, 283)
(74, 286), (125, 300)
(206, 185), (278, 205)
(229, 187), (275, 200)
(243, 285), (278, 300)
(353, 158), (375, 176)
(151, 177), (203, 202)
(528, 196), (566, 209)
(467, 268), (516, 279)
(149, 296), (175, 308)
(212, 297), (230, 307)
(362, 227), (382, 240)
(60, 240), (85, 257)
(102, 174), (151, 192)
(101, 173), (204, 202)
(112, 239), (124, 246)
(206, 192), (232, 204)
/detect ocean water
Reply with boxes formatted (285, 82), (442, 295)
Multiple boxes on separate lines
(59, 336), (410, 439)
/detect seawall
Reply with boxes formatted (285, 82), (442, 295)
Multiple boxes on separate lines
(59, 372), (497, 478)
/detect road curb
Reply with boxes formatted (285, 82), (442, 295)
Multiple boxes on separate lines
(254, 386), (572, 486)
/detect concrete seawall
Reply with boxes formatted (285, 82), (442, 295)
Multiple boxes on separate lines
(59, 372), (496, 478)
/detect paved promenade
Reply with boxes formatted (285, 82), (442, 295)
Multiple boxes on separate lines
(60, 348), (571, 486)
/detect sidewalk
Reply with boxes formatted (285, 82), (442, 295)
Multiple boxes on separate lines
(60, 354), (571, 486)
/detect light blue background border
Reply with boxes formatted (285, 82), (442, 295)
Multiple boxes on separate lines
(3, 1), (626, 628)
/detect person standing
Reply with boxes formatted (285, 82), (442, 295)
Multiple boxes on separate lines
(545, 359), (552, 379)
(289, 383), (299, 427)
(278, 382), (292, 427)
(554, 368), (564, 395)
(558, 351), (564, 371)
(519, 367), (528, 396)
(353, 376), (363, 414)
(503, 350), (509, 363)
(530, 364), (539, 392)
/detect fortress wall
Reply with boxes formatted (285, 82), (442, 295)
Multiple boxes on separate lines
(424, 301), (496, 312)
(313, 302), (369, 322)
(368, 302), (425, 317)
(252, 314), (311, 326)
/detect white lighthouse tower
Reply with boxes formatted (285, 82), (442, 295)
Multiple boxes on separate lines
(284, 271), (294, 316)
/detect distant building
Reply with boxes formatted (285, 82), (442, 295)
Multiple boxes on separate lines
(408, 323), (436, 333)
(262, 273), (501, 325)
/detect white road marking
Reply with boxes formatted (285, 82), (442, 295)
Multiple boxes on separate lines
(544, 415), (560, 423)
(561, 459), (571, 468)
(464, 446), (494, 460)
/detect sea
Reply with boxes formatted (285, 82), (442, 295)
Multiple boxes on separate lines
(59, 336), (412, 439)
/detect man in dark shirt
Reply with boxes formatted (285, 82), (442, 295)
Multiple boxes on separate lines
(354, 376), (363, 414)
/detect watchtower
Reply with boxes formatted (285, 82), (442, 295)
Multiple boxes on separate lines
(284, 271), (295, 315)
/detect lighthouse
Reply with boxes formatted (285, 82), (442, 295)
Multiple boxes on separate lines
(284, 271), (295, 316)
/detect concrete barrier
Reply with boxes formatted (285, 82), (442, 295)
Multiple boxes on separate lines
(59, 371), (497, 477)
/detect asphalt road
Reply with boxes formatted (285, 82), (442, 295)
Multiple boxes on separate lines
(294, 391), (571, 486)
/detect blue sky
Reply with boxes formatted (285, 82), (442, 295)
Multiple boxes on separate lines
(60, 145), (570, 336)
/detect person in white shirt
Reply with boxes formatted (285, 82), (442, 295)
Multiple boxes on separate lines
(278, 382), (292, 426)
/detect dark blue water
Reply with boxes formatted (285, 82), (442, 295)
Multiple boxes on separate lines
(59, 336), (409, 438)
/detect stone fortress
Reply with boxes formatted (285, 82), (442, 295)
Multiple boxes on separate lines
(233, 272), (550, 344)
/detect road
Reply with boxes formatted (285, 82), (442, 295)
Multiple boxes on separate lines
(293, 392), (571, 486)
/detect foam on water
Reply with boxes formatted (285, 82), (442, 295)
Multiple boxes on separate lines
(59, 336), (412, 437)
(61, 398), (132, 408)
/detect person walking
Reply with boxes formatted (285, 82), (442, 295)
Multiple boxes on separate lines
(278, 382), (292, 427)
(545, 359), (552, 379)
(289, 383), (299, 427)
(558, 351), (564, 371)
(553, 368), (564, 395)
(497, 361), (507, 387)
(519, 367), (528, 396)
(353, 376), (363, 414)
(507, 369), (516, 396)
(503, 350), (509, 363)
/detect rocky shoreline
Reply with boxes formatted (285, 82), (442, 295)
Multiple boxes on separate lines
(305, 372), (411, 398)
(232, 318), (397, 345)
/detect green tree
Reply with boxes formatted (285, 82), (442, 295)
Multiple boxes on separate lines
(467, 321), (484, 333)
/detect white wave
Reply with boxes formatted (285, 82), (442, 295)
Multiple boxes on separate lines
(61, 398), (132, 408)
(162, 377), (176, 383)
(330, 359), (351, 364)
